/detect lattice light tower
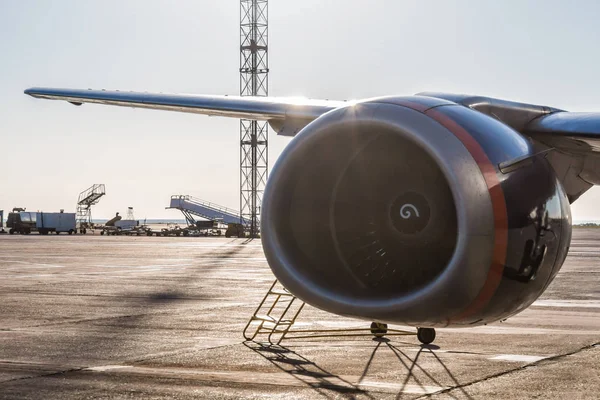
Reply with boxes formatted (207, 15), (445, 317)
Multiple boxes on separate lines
(240, 0), (268, 238)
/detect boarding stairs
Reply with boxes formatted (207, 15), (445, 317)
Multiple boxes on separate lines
(76, 184), (106, 231)
(168, 195), (246, 225)
(243, 280), (306, 345)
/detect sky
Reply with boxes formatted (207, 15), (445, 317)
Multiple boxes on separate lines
(2, 0), (600, 220)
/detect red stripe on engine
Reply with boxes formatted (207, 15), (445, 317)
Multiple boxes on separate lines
(424, 108), (508, 322)
(389, 99), (508, 322)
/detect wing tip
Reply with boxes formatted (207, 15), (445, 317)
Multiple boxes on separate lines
(24, 87), (48, 98)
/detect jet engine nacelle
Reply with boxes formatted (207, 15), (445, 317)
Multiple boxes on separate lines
(261, 96), (572, 327)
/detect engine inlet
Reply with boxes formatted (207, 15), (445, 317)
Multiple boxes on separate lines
(331, 130), (457, 294)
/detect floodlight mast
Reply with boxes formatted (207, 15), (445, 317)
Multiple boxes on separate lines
(240, 0), (268, 238)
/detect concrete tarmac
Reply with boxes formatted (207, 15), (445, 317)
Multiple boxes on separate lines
(0, 229), (598, 399)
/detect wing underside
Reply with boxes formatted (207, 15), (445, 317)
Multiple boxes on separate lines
(525, 112), (600, 199)
(526, 112), (600, 152)
(24, 87), (348, 136)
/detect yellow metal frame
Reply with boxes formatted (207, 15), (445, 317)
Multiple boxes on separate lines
(280, 327), (416, 341)
(244, 280), (417, 345)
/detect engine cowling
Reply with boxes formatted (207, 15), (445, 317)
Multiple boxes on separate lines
(261, 96), (572, 327)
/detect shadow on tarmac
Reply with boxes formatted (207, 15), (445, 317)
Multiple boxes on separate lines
(15, 240), (254, 367)
(383, 340), (473, 399)
(244, 341), (374, 399)
(245, 338), (474, 399)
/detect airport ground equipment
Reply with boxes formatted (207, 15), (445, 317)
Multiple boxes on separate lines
(6, 210), (37, 234)
(155, 222), (222, 237)
(99, 210), (141, 235)
(225, 223), (246, 238)
(115, 219), (138, 230)
(37, 211), (76, 235)
(168, 196), (231, 237)
(244, 280), (422, 345)
(76, 184), (105, 234)
(169, 195), (244, 225)
(0, 210), (5, 234)
(161, 225), (187, 237)
(240, 0), (269, 238)
(101, 225), (148, 236)
(192, 221), (225, 237)
(105, 212), (122, 227)
(115, 207), (138, 229)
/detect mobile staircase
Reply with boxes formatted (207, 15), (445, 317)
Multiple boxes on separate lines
(168, 195), (246, 225)
(76, 184), (106, 234)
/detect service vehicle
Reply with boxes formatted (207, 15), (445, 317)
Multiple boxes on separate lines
(37, 211), (76, 235)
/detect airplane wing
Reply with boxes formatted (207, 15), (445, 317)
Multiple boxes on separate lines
(26, 88), (600, 150)
(25, 87), (600, 198)
(26, 87), (600, 148)
(525, 112), (600, 153)
(24, 87), (349, 136)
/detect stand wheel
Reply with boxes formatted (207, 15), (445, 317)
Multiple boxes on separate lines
(370, 322), (388, 338)
(417, 327), (436, 344)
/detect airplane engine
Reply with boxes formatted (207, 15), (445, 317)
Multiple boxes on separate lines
(261, 96), (572, 327)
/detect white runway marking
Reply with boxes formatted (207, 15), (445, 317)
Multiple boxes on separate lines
(93, 264), (195, 269)
(359, 381), (447, 394)
(532, 300), (600, 308)
(85, 365), (131, 372)
(442, 325), (600, 335)
(164, 243), (264, 248)
(490, 354), (547, 363)
(0, 255), (87, 260)
(5, 261), (65, 268)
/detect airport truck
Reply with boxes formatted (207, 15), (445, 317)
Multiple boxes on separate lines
(225, 223), (246, 238)
(7, 210), (37, 234)
(37, 211), (76, 235)
(7, 210), (76, 235)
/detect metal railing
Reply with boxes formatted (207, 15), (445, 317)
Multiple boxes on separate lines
(170, 195), (241, 219)
(78, 184), (106, 206)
